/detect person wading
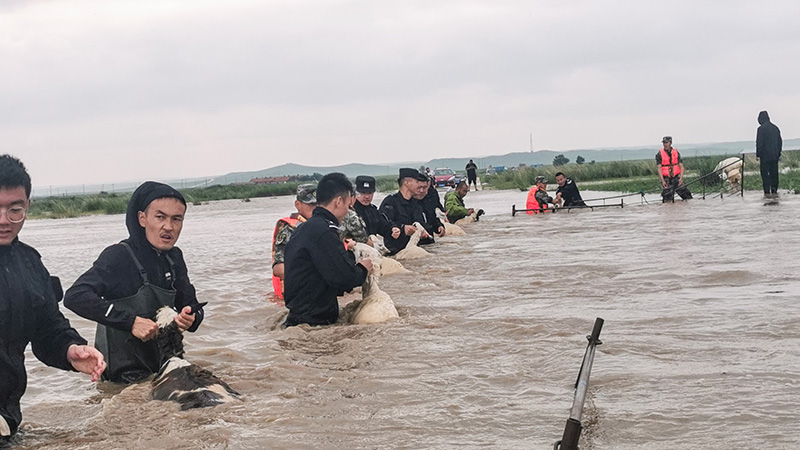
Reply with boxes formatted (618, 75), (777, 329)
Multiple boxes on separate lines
(272, 184), (317, 300)
(756, 110), (782, 197)
(526, 176), (552, 214)
(0, 155), (105, 442)
(656, 136), (692, 202)
(283, 173), (374, 327)
(65, 182), (205, 383)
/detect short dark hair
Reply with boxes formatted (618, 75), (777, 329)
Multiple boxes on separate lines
(555, 172), (565, 178)
(0, 154), (32, 198)
(456, 180), (467, 189)
(316, 172), (354, 205)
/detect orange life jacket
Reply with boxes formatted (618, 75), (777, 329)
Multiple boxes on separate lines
(271, 215), (304, 299)
(659, 147), (681, 177)
(526, 186), (549, 214)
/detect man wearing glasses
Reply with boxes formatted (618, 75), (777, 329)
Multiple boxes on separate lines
(0, 154), (105, 443)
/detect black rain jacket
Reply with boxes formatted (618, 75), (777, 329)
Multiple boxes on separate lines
(1, 239), (86, 436)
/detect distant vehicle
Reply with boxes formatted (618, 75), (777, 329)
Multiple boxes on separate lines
(433, 167), (458, 188)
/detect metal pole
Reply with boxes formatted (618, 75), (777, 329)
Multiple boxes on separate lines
(554, 318), (604, 450)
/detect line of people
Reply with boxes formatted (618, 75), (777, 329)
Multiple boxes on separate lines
(271, 168), (481, 327)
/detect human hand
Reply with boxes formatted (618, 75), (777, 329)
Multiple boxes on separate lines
(661, 180), (668, 188)
(67, 344), (106, 382)
(403, 225), (416, 236)
(174, 306), (196, 332)
(344, 238), (357, 251)
(359, 258), (374, 274)
(437, 225), (445, 236)
(131, 316), (159, 342)
(391, 227), (401, 239)
(468, 208), (474, 215)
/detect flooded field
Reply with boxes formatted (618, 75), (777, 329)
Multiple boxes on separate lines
(15, 188), (800, 449)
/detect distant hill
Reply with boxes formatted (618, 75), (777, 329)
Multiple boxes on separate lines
(210, 138), (800, 184)
(33, 138), (800, 196)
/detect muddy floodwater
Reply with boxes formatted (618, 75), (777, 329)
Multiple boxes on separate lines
(14, 188), (800, 449)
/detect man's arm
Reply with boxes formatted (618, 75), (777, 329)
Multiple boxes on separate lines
(170, 247), (204, 333)
(64, 246), (138, 333)
(310, 230), (368, 292)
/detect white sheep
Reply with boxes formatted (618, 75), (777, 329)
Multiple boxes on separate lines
(351, 243), (399, 324)
(394, 222), (431, 260)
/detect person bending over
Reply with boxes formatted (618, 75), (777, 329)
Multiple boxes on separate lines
(283, 173), (374, 327)
(65, 182), (205, 383)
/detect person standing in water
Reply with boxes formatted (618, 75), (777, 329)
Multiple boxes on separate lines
(756, 110), (782, 197)
(465, 159), (478, 191)
(283, 173), (373, 327)
(656, 136), (692, 202)
(0, 154), (105, 442)
(65, 182), (205, 383)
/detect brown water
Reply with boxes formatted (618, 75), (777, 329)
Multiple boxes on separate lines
(15, 189), (800, 449)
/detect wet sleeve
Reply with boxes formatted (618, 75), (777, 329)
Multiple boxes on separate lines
(378, 198), (404, 229)
(445, 192), (469, 217)
(63, 246), (137, 333)
(309, 228), (367, 292)
(171, 248), (204, 333)
(272, 224), (291, 266)
(31, 265), (87, 371)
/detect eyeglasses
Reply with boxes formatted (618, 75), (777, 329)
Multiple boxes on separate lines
(1, 206), (27, 224)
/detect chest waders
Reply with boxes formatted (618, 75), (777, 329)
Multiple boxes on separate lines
(94, 243), (176, 383)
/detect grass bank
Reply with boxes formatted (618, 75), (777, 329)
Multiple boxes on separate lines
(29, 182), (302, 219)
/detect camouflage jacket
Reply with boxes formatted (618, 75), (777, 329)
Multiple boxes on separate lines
(272, 213), (306, 266)
(338, 209), (369, 243)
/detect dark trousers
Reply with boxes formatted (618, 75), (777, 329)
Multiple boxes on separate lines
(760, 160), (779, 194)
(661, 176), (693, 202)
(467, 173), (477, 188)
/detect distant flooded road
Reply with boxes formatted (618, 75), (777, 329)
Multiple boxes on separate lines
(17, 189), (800, 449)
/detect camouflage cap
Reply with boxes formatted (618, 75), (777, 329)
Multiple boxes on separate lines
(296, 184), (317, 204)
(535, 175), (548, 185)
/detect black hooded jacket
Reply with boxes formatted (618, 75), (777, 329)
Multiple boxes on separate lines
(756, 111), (782, 162)
(64, 182), (204, 335)
(1, 239), (86, 436)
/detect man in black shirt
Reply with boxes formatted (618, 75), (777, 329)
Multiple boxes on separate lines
(756, 110), (782, 196)
(1, 154), (105, 441)
(554, 172), (586, 208)
(465, 159), (478, 191)
(379, 168), (431, 254)
(352, 175), (400, 241)
(283, 173), (374, 327)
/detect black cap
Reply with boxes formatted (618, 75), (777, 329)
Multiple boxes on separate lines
(355, 175), (376, 193)
(415, 171), (429, 182)
(398, 167), (422, 182)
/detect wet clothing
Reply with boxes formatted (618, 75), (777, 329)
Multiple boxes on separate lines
(353, 200), (395, 238)
(283, 207), (368, 326)
(757, 111), (782, 194)
(466, 161), (478, 186)
(419, 184), (444, 241)
(64, 182), (204, 383)
(661, 177), (693, 202)
(444, 190), (470, 223)
(272, 214), (306, 268)
(656, 148), (692, 202)
(379, 192), (427, 254)
(339, 209), (369, 244)
(1, 239), (86, 437)
(555, 178), (586, 207)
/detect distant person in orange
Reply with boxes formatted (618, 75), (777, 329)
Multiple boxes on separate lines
(526, 176), (552, 214)
(272, 184), (317, 300)
(656, 136), (692, 202)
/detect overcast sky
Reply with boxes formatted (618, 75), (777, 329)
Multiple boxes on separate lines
(2, 0), (799, 187)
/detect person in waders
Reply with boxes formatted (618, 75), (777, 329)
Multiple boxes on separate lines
(64, 182), (205, 384)
(656, 136), (693, 202)
(0, 154), (105, 443)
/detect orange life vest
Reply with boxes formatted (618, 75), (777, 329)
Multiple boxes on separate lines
(526, 186), (549, 214)
(659, 147), (681, 177)
(271, 215), (304, 299)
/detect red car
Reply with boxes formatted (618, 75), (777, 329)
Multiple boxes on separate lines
(433, 168), (458, 188)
